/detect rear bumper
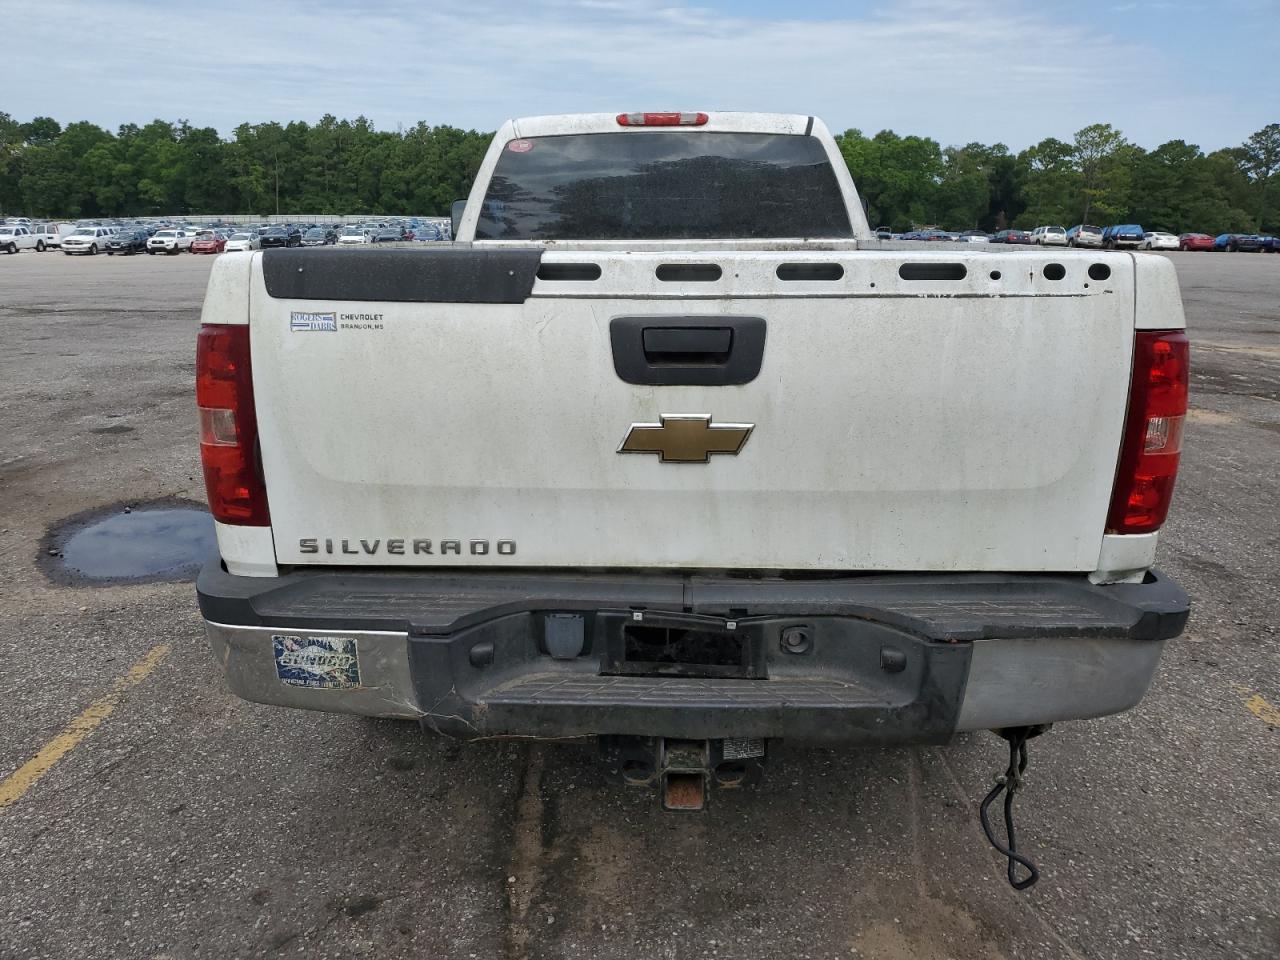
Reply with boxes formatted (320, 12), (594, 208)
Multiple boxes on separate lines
(198, 564), (1188, 743)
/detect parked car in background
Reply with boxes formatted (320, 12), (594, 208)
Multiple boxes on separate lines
(105, 229), (149, 255)
(1102, 224), (1145, 249)
(223, 232), (261, 252)
(301, 227), (337, 246)
(1259, 235), (1280, 252)
(1214, 233), (1263, 252)
(33, 222), (75, 249)
(372, 227), (402, 243)
(260, 225), (302, 248)
(191, 231), (228, 254)
(874, 226), (892, 240)
(1066, 224), (1104, 247)
(0, 224), (43, 253)
(412, 222), (445, 242)
(1031, 225), (1068, 246)
(62, 226), (115, 255)
(147, 229), (196, 255)
(990, 229), (1031, 244)
(1139, 231), (1180, 251)
(1178, 232), (1215, 251)
(957, 230), (990, 243)
(337, 225), (370, 245)
(0, 223), (40, 253)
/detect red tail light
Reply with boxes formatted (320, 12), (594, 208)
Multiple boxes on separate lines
(196, 324), (269, 525)
(1106, 330), (1189, 534)
(616, 112), (708, 127)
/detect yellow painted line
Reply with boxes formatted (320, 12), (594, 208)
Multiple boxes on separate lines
(1242, 692), (1280, 727)
(0, 643), (171, 811)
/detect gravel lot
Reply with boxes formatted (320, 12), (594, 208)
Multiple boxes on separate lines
(0, 248), (1276, 960)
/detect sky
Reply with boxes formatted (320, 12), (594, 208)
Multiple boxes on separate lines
(5, 0), (1278, 151)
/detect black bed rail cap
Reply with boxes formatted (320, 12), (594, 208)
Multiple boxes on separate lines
(261, 247), (544, 303)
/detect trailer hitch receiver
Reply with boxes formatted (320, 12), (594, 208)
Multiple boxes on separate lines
(601, 735), (767, 810)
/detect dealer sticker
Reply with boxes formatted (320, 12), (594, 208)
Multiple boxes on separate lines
(290, 311), (337, 332)
(272, 635), (360, 689)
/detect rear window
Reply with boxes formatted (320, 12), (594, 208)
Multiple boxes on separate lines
(475, 131), (853, 241)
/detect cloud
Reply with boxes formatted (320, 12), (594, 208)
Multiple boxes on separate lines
(4, 0), (1275, 150)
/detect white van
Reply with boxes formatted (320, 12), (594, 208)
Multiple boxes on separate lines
(32, 222), (76, 249)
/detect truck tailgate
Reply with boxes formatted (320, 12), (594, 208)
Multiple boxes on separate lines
(246, 249), (1136, 572)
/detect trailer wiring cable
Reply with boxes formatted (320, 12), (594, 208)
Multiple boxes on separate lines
(980, 726), (1041, 890)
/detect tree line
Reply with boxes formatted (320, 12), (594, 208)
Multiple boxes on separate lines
(839, 122), (1279, 234)
(0, 114), (490, 220)
(1, 111), (1277, 233)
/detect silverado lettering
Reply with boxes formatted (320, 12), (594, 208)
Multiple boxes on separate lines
(298, 538), (516, 556)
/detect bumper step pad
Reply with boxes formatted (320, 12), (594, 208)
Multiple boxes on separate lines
(484, 674), (884, 708)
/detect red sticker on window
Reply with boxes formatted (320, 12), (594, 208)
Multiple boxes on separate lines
(507, 139), (535, 153)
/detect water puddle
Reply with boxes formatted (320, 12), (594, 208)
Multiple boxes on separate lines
(43, 500), (214, 584)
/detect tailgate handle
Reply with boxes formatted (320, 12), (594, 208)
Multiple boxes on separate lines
(611, 316), (766, 386)
(642, 326), (733, 364)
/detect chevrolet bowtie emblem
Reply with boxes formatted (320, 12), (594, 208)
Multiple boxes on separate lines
(618, 414), (754, 463)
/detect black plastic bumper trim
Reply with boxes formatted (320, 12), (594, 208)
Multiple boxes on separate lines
(260, 247), (543, 303)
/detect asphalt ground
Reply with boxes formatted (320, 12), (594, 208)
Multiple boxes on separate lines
(0, 247), (1276, 960)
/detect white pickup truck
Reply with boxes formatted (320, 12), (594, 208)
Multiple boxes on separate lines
(196, 112), (1189, 841)
(148, 228), (195, 254)
(0, 223), (41, 253)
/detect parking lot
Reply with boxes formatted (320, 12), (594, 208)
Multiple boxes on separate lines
(0, 249), (1276, 959)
